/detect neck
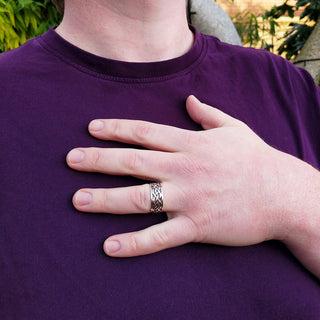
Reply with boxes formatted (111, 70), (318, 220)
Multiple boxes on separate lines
(55, 0), (194, 62)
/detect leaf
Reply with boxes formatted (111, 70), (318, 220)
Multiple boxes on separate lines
(18, 0), (34, 6)
(20, 30), (26, 44)
(5, 3), (16, 27)
(16, 12), (26, 30)
(30, 14), (38, 31)
(24, 9), (30, 27)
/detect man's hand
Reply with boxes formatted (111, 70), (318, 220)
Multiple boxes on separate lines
(67, 95), (320, 278)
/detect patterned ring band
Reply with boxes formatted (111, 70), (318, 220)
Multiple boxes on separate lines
(150, 182), (164, 213)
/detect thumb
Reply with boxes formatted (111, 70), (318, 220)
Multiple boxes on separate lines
(186, 95), (243, 130)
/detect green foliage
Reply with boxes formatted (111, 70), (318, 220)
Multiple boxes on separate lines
(233, 10), (282, 52)
(233, 0), (320, 60)
(0, 0), (62, 53)
(233, 12), (265, 48)
(265, 0), (320, 60)
(277, 23), (314, 60)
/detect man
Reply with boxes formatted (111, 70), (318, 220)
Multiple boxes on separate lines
(1, 0), (320, 318)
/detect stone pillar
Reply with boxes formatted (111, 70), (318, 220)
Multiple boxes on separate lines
(188, 0), (242, 46)
(294, 20), (320, 86)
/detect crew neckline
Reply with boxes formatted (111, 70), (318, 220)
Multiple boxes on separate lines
(38, 26), (207, 81)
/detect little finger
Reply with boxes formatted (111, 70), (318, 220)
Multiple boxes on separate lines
(104, 217), (196, 257)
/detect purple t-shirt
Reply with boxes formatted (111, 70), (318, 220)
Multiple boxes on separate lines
(1, 27), (320, 319)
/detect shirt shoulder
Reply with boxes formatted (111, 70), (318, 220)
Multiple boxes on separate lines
(202, 33), (319, 98)
(0, 34), (57, 79)
(203, 33), (292, 72)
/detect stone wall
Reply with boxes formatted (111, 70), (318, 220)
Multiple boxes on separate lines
(294, 20), (320, 86)
(216, 0), (300, 17)
(189, 0), (242, 45)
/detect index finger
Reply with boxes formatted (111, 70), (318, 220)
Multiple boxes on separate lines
(88, 119), (196, 152)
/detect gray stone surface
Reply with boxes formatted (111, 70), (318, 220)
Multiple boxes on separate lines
(295, 20), (320, 86)
(188, 0), (242, 46)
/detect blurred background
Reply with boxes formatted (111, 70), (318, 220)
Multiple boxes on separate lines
(0, 0), (319, 84)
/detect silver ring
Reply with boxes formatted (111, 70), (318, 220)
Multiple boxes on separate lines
(150, 182), (163, 213)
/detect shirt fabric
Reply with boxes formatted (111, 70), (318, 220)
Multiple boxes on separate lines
(1, 26), (320, 319)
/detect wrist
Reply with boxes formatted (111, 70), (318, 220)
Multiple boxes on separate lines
(272, 152), (320, 275)
(269, 150), (320, 243)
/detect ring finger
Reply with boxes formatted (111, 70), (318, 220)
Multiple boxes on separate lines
(72, 183), (181, 214)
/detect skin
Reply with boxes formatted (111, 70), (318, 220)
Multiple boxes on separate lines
(59, 1), (320, 279)
(67, 96), (320, 279)
(56, 0), (194, 62)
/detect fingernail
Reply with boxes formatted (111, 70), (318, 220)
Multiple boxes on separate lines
(105, 240), (121, 254)
(68, 149), (84, 163)
(75, 191), (92, 206)
(89, 120), (104, 131)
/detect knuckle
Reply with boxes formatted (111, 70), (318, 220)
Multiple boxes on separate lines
(89, 148), (102, 168)
(151, 229), (169, 250)
(102, 190), (110, 211)
(183, 132), (195, 146)
(176, 154), (205, 176)
(184, 132), (209, 147)
(108, 119), (122, 140)
(122, 151), (143, 171)
(186, 215), (209, 243)
(132, 122), (152, 143)
(130, 186), (149, 212)
(156, 157), (177, 176)
(127, 234), (139, 253)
